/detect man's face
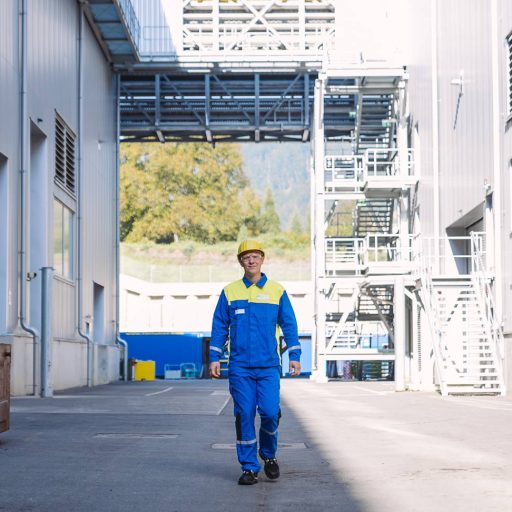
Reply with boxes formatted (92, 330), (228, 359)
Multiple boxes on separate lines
(239, 251), (264, 277)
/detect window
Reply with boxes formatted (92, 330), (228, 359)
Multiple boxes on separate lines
(55, 114), (76, 194)
(508, 33), (512, 116)
(53, 199), (74, 279)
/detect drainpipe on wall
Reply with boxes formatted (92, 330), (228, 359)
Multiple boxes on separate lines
(490, 0), (503, 324)
(18, 0), (41, 396)
(76, 3), (93, 388)
(431, 0), (440, 272)
(40, 267), (53, 397)
(115, 76), (128, 381)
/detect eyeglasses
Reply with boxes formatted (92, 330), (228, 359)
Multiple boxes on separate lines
(240, 254), (263, 263)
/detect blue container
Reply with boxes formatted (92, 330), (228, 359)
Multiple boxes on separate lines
(120, 332), (205, 378)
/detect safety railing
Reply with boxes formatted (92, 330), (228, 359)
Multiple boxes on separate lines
(324, 155), (364, 191)
(364, 148), (414, 178)
(325, 238), (365, 270)
(325, 234), (416, 273)
(325, 322), (393, 353)
(365, 234), (414, 264)
(470, 233), (505, 387)
(417, 235), (485, 276)
(117, 0), (141, 52)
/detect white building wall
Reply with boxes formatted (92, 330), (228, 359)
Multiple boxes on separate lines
(407, 0), (512, 391)
(120, 275), (314, 335)
(498, 0), (512, 382)
(0, 1), (20, 337)
(0, 0), (120, 395)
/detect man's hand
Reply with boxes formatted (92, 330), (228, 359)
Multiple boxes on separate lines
(289, 361), (301, 377)
(210, 362), (221, 378)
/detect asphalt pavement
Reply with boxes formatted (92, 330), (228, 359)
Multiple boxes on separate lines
(1, 379), (512, 512)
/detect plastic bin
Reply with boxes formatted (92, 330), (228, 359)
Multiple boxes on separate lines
(134, 360), (156, 381)
(164, 364), (181, 380)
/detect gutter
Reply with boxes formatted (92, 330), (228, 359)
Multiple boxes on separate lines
(18, 0), (41, 396)
(115, 75), (128, 381)
(76, 3), (93, 387)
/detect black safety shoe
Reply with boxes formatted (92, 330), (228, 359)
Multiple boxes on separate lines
(262, 458), (280, 480)
(238, 470), (258, 485)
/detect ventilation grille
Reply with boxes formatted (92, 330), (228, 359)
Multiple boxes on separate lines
(55, 115), (76, 194)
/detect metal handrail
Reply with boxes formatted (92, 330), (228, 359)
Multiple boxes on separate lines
(117, 0), (141, 51)
(417, 235), (485, 276)
(364, 148), (414, 178)
(470, 233), (506, 389)
(324, 155), (364, 188)
(324, 237), (365, 267)
(365, 233), (415, 264)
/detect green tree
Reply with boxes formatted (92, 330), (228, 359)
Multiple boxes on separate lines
(290, 209), (303, 236)
(120, 142), (262, 244)
(259, 187), (281, 234)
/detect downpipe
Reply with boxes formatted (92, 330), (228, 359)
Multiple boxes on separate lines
(115, 74), (128, 381)
(76, 3), (93, 387)
(40, 267), (53, 397)
(18, 0), (41, 396)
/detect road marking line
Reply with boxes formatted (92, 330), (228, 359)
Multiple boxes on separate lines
(352, 385), (390, 395)
(145, 386), (173, 397)
(216, 396), (231, 415)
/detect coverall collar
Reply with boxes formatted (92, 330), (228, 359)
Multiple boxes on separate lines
(242, 273), (268, 289)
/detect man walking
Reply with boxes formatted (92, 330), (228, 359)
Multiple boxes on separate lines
(209, 240), (301, 485)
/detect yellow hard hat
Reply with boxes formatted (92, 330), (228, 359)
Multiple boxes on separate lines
(237, 239), (265, 258)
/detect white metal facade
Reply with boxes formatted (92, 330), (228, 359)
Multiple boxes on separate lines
(405, 0), (512, 391)
(0, 0), (120, 395)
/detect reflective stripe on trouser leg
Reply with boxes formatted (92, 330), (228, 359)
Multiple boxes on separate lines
(229, 368), (260, 472)
(256, 366), (281, 460)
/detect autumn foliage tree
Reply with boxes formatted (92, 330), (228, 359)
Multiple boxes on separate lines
(120, 142), (263, 244)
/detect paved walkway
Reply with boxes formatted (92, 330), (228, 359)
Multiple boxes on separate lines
(2, 379), (512, 512)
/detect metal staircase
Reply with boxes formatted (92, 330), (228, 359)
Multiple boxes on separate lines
(418, 235), (505, 395)
(353, 199), (394, 237)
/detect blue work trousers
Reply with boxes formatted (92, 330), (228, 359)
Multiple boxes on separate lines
(228, 366), (281, 473)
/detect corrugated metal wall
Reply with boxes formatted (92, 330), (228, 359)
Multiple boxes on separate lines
(408, 0), (512, 387)
(436, 0), (493, 228)
(0, 0), (119, 393)
(0, 2), (20, 336)
(499, 0), (512, 340)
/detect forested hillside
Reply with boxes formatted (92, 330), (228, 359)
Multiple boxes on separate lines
(241, 143), (310, 230)
(120, 142), (307, 245)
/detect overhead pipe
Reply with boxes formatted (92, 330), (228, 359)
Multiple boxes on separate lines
(76, 3), (93, 387)
(115, 75), (128, 381)
(18, 0), (41, 396)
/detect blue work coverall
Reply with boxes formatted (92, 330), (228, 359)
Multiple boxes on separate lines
(210, 273), (301, 473)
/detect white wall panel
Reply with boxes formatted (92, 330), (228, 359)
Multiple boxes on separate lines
(405, 0), (435, 238)
(498, 0), (512, 340)
(81, 20), (117, 347)
(0, 2), (20, 333)
(436, 0), (493, 229)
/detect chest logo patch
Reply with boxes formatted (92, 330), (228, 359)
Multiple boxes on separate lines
(235, 308), (245, 315)
(255, 294), (270, 300)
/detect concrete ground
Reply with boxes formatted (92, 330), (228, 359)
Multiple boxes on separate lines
(1, 379), (512, 512)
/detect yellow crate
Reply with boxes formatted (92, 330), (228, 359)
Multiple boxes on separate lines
(134, 360), (156, 381)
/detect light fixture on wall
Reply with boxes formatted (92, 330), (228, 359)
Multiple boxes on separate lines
(451, 70), (464, 129)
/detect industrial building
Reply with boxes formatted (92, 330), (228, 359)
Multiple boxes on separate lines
(2, 0), (512, 397)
